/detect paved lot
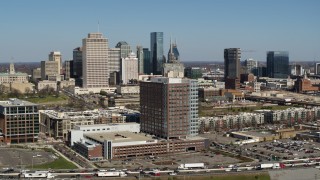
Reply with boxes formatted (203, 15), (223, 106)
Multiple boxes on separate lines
(0, 148), (55, 169)
(269, 168), (320, 180)
(97, 151), (241, 170)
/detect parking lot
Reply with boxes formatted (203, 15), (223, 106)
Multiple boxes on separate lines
(243, 139), (320, 161)
(0, 147), (55, 169)
(96, 150), (243, 170)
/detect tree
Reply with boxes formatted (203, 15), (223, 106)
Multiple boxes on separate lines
(24, 87), (32, 96)
(9, 89), (22, 98)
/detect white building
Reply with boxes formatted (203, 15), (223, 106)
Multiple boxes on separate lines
(120, 52), (138, 85)
(49, 51), (62, 75)
(70, 123), (140, 145)
(83, 33), (109, 88)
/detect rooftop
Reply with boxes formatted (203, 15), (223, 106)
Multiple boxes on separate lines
(85, 131), (155, 144)
(0, 98), (37, 107)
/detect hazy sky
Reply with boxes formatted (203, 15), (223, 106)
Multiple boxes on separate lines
(0, 0), (319, 63)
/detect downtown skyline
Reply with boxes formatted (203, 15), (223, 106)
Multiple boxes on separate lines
(0, 0), (319, 63)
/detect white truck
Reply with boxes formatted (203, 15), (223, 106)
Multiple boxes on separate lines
(257, 163), (285, 170)
(178, 163), (205, 170)
(95, 171), (127, 177)
(21, 171), (55, 179)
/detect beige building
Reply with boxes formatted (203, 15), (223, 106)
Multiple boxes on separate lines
(0, 63), (28, 84)
(83, 33), (109, 88)
(121, 52), (138, 84)
(32, 68), (41, 81)
(37, 80), (57, 91)
(59, 79), (75, 89)
(41, 61), (59, 80)
(49, 51), (62, 75)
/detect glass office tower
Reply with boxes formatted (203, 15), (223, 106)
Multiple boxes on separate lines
(150, 32), (164, 75)
(267, 51), (289, 78)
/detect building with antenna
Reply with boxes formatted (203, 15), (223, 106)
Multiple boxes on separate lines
(82, 32), (109, 88)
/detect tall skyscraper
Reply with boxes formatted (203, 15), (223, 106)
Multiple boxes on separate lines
(224, 48), (241, 79)
(266, 51), (289, 78)
(140, 77), (199, 139)
(115, 41), (131, 59)
(150, 32), (164, 75)
(49, 51), (62, 75)
(143, 48), (151, 74)
(224, 48), (241, 89)
(120, 52), (138, 84)
(163, 40), (184, 78)
(73, 47), (82, 78)
(136, 46), (144, 74)
(82, 33), (109, 88)
(108, 48), (121, 73)
(41, 60), (59, 80)
(315, 63), (320, 75)
(244, 58), (257, 74)
(65, 60), (73, 80)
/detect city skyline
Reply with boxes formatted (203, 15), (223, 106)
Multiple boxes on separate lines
(0, 0), (319, 62)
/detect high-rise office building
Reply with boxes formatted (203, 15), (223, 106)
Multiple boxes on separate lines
(108, 48), (121, 73)
(224, 48), (241, 89)
(143, 48), (151, 74)
(266, 51), (289, 78)
(150, 32), (164, 75)
(116, 41), (131, 59)
(0, 98), (39, 143)
(82, 33), (109, 88)
(65, 60), (73, 80)
(121, 52), (138, 85)
(136, 46), (144, 74)
(140, 77), (199, 139)
(224, 48), (241, 79)
(244, 58), (257, 74)
(73, 47), (82, 78)
(49, 51), (62, 75)
(163, 40), (184, 78)
(41, 60), (59, 80)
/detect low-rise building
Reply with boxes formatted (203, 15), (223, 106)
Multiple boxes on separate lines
(71, 130), (208, 160)
(37, 80), (57, 91)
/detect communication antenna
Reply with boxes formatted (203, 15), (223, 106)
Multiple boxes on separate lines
(98, 21), (100, 33)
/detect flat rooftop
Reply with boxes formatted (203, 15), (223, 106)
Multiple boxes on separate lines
(0, 98), (37, 107)
(85, 131), (154, 144)
(77, 122), (139, 128)
(233, 130), (274, 138)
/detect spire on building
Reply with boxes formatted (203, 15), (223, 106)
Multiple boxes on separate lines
(9, 63), (15, 75)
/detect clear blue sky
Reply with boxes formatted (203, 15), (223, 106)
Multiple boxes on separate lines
(0, 0), (319, 62)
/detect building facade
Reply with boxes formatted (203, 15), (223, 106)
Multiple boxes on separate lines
(49, 51), (62, 75)
(267, 51), (289, 78)
(73, 47), (83, 78)
(140, 77), (199, 139)
(0, 99), (39, 143)
(41, 61), (59, 80)
(136, 46), (144, 74)
(115, 41), (131, 59)
(82, 33), (109, 88)
(150, 32), (164, 75)
(120, 52), (138, 85)
(224, 48), (241, 79)
(143, 48), (151, 74)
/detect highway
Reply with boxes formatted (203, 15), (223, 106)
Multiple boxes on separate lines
(1, 158), (319, 179)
